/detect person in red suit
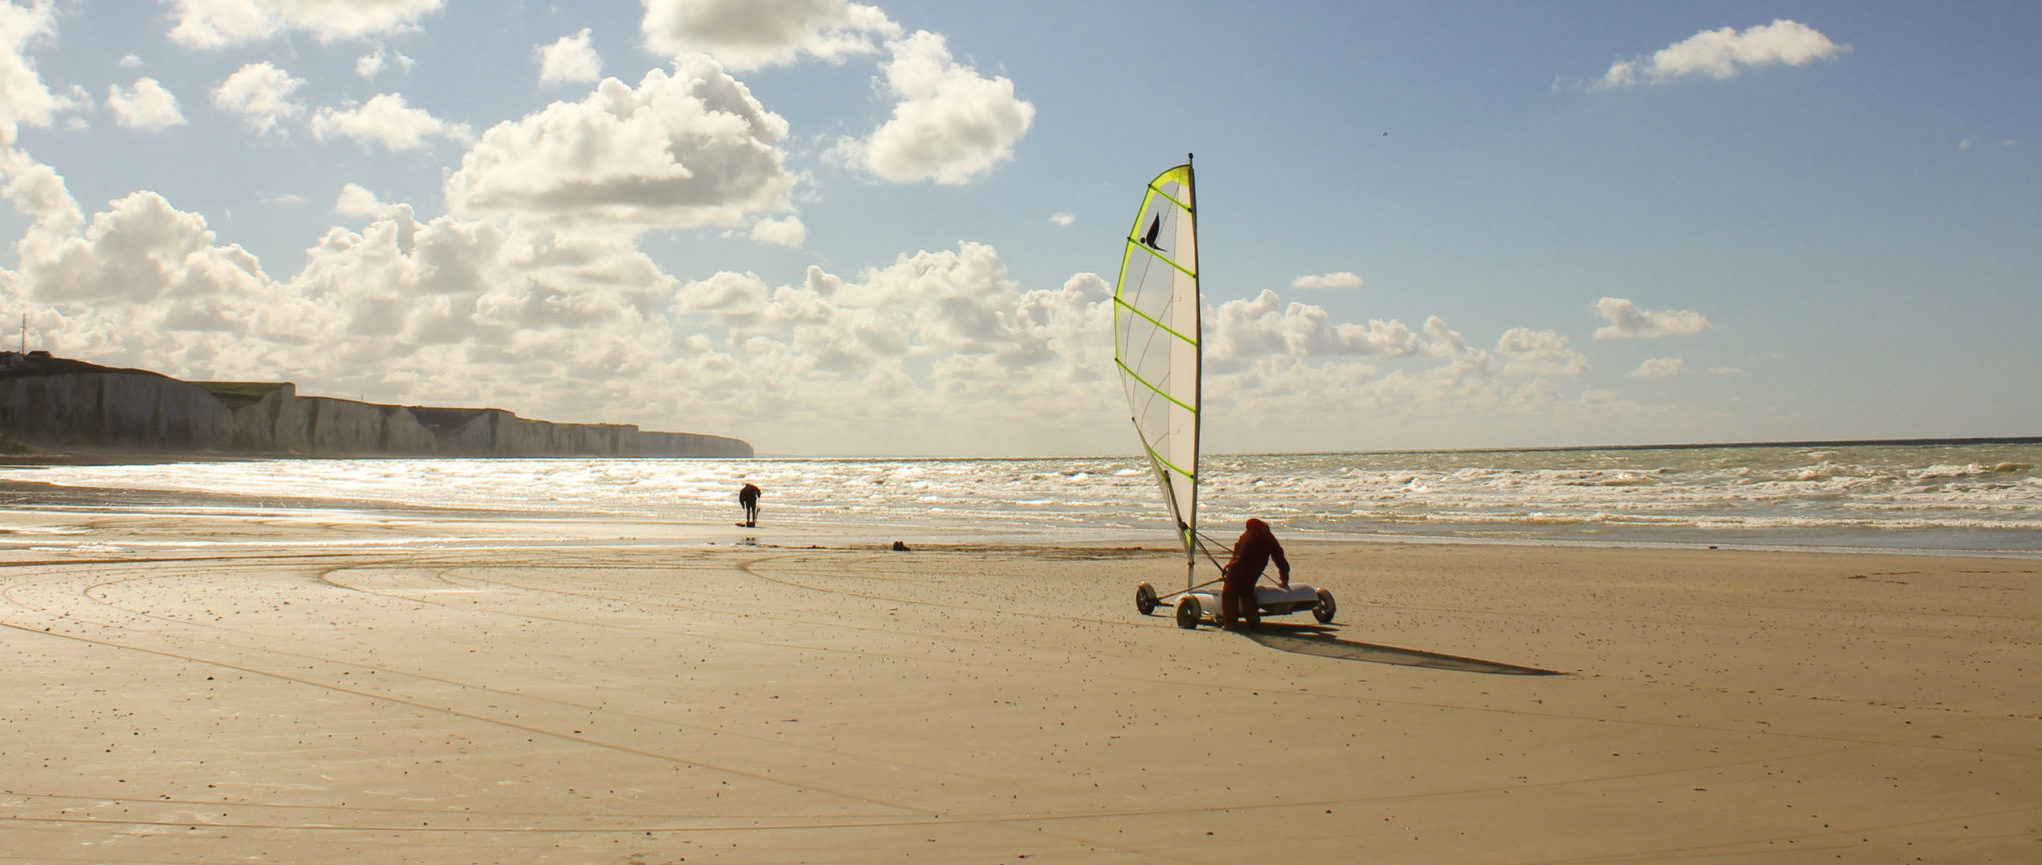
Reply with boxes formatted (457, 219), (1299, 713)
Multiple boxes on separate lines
(1220, 518), (1289, 630)
(738, 482), (762, 527)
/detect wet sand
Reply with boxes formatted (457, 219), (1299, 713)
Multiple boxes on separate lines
(1, 509), (2036, 863)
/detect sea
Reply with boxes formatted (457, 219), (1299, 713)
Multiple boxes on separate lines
(2, 439), (2038, 557)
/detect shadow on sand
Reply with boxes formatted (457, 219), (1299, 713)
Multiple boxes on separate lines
(1240, 622), (1563, 676)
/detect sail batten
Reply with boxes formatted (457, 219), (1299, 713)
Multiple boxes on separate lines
(1113, 159), (1200, 581)
(1112, 298), (1196, 345)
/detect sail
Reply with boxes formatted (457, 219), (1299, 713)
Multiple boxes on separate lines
(1113, 161), (1200, 563)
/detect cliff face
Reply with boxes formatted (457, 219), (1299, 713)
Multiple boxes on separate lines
(0, 353), (753, 458)
(0, 362), (236, 452)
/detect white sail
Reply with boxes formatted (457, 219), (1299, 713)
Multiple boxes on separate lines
(1113, 160), (1200, 578)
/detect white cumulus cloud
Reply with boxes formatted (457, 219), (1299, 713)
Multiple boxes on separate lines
(1599, 19), (1847, 89)
(211, 61), (305, 135)
(749, 214), (805, 247)
(444, 58), (795, 235)
(354, 45), (415, 78)
(0, 127), (1732, 455)
(0, 1), (64, 139)
(311, 92), (472, 151)
(1592, 296), (1710, 339)
(4, 186), (336, 377)
(1199, 304), (1649, 453)
(167, 0), (446, 48)
(834, 31), (1034, 186)
(537, 28), (601, 85)
(1291, 271), (1363, 290)
(333, 182), (387, 216)
(1497, 327), (1588, 376)
(1207, 289), (1424, 364)
(0, 160), (688, 424)
(0, 144), (82, 232)
(1627, 357), (1685, 378)
(665, 242), (1117, 454)
(640, 0), (899, 71)
(108, 77), (186, 130)
(17, 189), (268, 304)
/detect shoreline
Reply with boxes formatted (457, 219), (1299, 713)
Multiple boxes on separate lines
(3, 476), (2036, 561)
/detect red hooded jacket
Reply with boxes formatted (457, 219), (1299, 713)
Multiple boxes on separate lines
(1223, 518), (1289, 588)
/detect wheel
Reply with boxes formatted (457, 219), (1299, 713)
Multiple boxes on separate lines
(1176, 594), (1202, 629)
(1313, 588), (1337, 624)
(1135, 582), (1159, 616)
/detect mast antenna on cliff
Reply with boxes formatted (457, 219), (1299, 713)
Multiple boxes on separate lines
(18, 314), (23, 354)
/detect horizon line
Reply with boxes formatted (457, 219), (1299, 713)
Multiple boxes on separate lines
(749, 434), (2042, 461)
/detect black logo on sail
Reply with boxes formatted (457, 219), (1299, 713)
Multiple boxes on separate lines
(1141, 215), (1164, 251)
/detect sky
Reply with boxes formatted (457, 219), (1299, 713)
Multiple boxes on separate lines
(0, 1), (2036, 457)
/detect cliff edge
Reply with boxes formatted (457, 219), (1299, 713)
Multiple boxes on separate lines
(0, 352), (753, 459)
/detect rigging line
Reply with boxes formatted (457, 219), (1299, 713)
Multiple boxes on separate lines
(1194, 534), (1227, 573)
(1188, 530), (1230, 572)
(1126, 307), (1175, 375)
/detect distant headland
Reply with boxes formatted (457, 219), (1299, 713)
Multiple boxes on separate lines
(0, 352), (752, 460)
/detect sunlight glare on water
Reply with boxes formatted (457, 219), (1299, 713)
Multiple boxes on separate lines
(2, 440), (2037, 555)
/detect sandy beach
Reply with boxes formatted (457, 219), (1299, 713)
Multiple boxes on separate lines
(1, 506), (2037, 864)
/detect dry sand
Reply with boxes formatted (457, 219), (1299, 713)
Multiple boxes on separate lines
(1, 509), (2037, 864)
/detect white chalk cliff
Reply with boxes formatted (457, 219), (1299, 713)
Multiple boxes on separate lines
(0, 353), (752, 458)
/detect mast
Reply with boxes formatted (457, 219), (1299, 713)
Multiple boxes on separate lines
(1184, 152), (1200, 592)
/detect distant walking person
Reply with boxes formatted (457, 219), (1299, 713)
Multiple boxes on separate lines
(738, 483), (762, 527)
(1219, 518), (1290, 630)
